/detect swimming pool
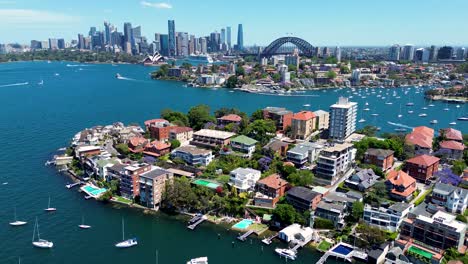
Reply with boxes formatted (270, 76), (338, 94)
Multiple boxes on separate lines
(193, 179), (221, 189)
(82, 185), (107, 196)
(332, 244), (353, 256)
(232, 219), (253, 229)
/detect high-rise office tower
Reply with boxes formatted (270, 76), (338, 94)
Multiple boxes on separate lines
(160, 34), (169, 56)
(57, 39), (65, 49)
(220, 28), (226, 44)
(48, 38), (58, 50)
(200, 37), (207, 54)
(388, 44), (400, 61)
(335, 46), (341, 62)
(456, 47), (466, 60)
(429, 45), (437, 62)
(77, 34), (85, 49)
(89, 27), (97, 36)
(123, 22), (133, 52)
(437, 46), (454, 60)
(237, 24), (243, 51)
(329, 97), (358, 141)
(177, 32), (189, 57)
(30, 40), (42, 50)
(153, 33), (161, 52)
(322, 47), (330, 58)
(401, 44), (415, 61)
(168, 20), (176, 57)
(104, 21), (111, 45)
(226, 26), (231, 49)
(210, 32), (220, 52)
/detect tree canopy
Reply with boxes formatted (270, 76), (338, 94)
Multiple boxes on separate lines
(187, 104), (216, 130)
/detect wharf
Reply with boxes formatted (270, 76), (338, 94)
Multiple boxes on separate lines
(261, 233), (277, 245)
(187, 215), (206, 230)
(237, 230), (255, 241)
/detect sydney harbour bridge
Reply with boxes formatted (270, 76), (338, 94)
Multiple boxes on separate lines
(241, 36), (315, 58)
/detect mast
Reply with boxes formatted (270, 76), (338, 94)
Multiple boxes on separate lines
(122, 218), (125, 241)
(32, 218), (36, 242)
(48, 196), (51, 208)
(37, 218), (41, 240)
(14, 206), (17, 221)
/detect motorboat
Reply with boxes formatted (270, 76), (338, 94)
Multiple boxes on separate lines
(419, 113), (427, 117)
(358, 118), (366, 123)
(115, 218), (137, 248)
(406, 102), (414, 106)
(395, 128), (407, 132)
(275, 248), (297, 260)
(116, 73), (122, 79)
(32, 218), (53, 248)
(449, 122), (457, 126)
(458, 117), (468, 121)
(408, 110), (414, 114)
(303, 104), (310, 107)
(371, 113), (379, 116)
(430, 120), (438, 124)
(187, 257), (208, 264)
(422, 107), (428, 110)
(363, 108), (370, 111)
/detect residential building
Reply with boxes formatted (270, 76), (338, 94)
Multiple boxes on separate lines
(254, 174), (289, 208)
(438, 141), (465, 160)
(401, 44), (415, 61)
(291, 111), (316, 140)
(278, 224), (314, 243)
(144, 119), (172, 141)
(107, 163), (127, 182)
(143, 140), (171, 157)
(432, 183), (468, 214)
(364, 148), (394, 172)
(388, 44), (400, 61)
(263, 107), (293, 131)
(441, 128), (463, 142)
(385, 170), (417, 201)
(315, 143), (356, 185)
(230, 135), (257, 158)
(169, 126), (193, 145)
(139, 167), (173, 209)
(167, 67), (184, 77)
(263, 139), (289, 156)
(286, 142), (323, 167)
(171, 145), (213, 166)
(345, 168), (379, 191)
(217, 114), (242, 126)
(190, 129), (235, 149)
(363, 203), (414, 232)
(400, 211), (467, 251)
(328, 97), (357, 141)
(405, 155), (440, 182)
(284, 55), (300, 69)
(286, 186), (322, 211)
(405, 126), (434, 155)
(315, 201), (347, 228)
(128, 136), (149, 153)
(313, 110), (329, 130)
(229, 168), (261, 192)
(75, 145), (101, 159)
(119, 163), (152, 199)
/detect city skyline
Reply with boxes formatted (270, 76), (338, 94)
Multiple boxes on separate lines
(1, 0), (468, 46)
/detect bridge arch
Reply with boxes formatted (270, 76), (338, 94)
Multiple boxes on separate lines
(261, 37), (314, 57)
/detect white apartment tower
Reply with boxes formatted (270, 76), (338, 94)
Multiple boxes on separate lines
(329, 97), (357, 141)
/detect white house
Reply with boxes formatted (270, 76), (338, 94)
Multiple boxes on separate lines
(363, 203), (413, 232)
(432, 183), (468, 214)
(278, 223), (314, 243)
(171, 145), (213, 166)
(229, 168), (261, 192)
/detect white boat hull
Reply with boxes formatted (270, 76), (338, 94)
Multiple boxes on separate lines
(10, 221), (27, 226)
(115, 238), (138, 248)
(79, 225), (91, 229)
(44, 208), (57, 212)
(33, 240), (53, 248)
(275, 248), (296, 260)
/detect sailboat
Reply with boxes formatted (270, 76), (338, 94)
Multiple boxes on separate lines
(32, 217), (53, 248)
(115, 218), (137, 248)
(44, 196), (56, 212)
(10, 206), (27, 226)
(398, 104), (403, 118)
(187, 257), (208, 264)
(78, 215), (91, 229)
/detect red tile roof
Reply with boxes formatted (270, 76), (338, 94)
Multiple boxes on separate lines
(406, 154), (440, 166)
(442, 128), (463, 141)
(145, 140), (171, 150)
(292, 111), (316, 121)
(440, 140), (466, 151)
(129, 136), (148, 147)
(170, 126), (193, 134)
(387, 170), (416, 188)
(257, 174), (288, 189)
(218, 114), (242, 122)
(405, 126), (434, 149)
(144, 118), (168, 126)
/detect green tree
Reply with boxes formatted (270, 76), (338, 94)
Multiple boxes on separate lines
(272, 73), (281, 83)
(356, 125), (378, 137)
(250, 109), (264, 121)
(243, 119), (276, 145)
(235, 66), (245, 76)
(161, 109), (189, 126)
(187, 104), (216, 130)
(452, 160), (467, 175)
(273, 204), (297, 225)
(115, 143), (130, 155)
(288, 64), (297, 72)
(181, 62), (192, 70)
(169, 139), (181, 150)
(226, 75), (238, 88)
(314, 217), (334, 229)
(351, 201), (364, 221)
(326, 70), (337, 79)
(287, 170), (314, 186)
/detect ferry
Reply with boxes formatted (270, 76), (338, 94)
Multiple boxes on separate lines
(188, 53), (214, 63)
(275, 248), (297, 260)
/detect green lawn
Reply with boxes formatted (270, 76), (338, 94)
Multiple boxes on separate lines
(248, 223), (268, 234)
(114, 196), (132, 204)
(317, 240), (332, 252)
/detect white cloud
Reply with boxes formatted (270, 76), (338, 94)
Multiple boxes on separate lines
(0, 9), (80, 25)
(140, 1), (172, 9)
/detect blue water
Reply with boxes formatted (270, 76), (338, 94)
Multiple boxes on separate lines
(0, 61), (465, 264)
(232, 219), (254, 229)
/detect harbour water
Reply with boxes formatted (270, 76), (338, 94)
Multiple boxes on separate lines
(0, 61), (465, 263)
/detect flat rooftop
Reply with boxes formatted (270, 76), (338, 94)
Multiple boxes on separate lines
(193, 129), (236, 139)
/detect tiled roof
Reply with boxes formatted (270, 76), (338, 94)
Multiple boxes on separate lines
(387, 170), (415, 188)
(145, 140), (171, 150)
(144, 118), (168, 126)
(129, 136), (148, 147)
(292, 111), (316, 121)
(257, 174), (288, 189)
(440, 140), (465, 151)
(170, 126), (193, 134)
(365, 148), (394, 157)
(406, 154), (440, 166)
(218, 114), (242, 122)
(405, 126), (434, 149)
(442, 128), (463, 141)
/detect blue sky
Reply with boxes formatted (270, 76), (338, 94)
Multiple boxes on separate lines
(1, 0), (468, 46)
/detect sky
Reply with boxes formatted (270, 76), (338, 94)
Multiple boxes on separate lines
(1, 0), (468, 46)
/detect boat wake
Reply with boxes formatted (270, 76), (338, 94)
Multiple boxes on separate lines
(0, 82), (29, 88)
(387, 121), (413, 130)
(256, 93), (319, 97)
(117, 76), (136, 81)
(66, 64), (92, 67)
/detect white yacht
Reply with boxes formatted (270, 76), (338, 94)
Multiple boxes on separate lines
(275, 248), (297, 260)
(32, 218), (53, 248)
(115, 218), (137, 248)
(449, 121), (457, 126)
(44, 196), (56, 212)
(419, 113), (428, 117)
(78, 216), (91, 229)
(187, 257), (208, 264)
(9, 207), (27, 226)
(430, 120), (438, 124)
(358, 118), (366, 123)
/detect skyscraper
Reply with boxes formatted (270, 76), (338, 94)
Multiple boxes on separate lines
(237, 24), (244, 51)
(89, 27), (97, 36)
(401, 44), (414, 61)
(388, 44), (400, 61)
(220, 28), (226, 44)
(104, 21), (111, 45)
(168, 20), (176, 57)
(160, 34), (169, 56)
(77, 34), (85, 49)
(123, 22), (133, 52)
(177, 32), (189, 57)
(57, 39), (65, 49)
(437, 46), (454, 60)
(429, 45), (437, 62)
(48, 38), (58, 50)
(335, 46), (341, 62)
(210, 32), (220, 52)
(329, 97), (357, 141)
(456, 47), (466, 60)
(226, 26), (231, 49)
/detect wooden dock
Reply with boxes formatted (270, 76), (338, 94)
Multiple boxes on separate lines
(261, 233), (277, 245)
(237, 230), (255, 242)
(187, 216), (206, 230)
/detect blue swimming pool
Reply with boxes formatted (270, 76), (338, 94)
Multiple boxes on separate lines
(232, 219), (253, 229)
(83, 185), (107, 196)
(332, 244), (353, 256)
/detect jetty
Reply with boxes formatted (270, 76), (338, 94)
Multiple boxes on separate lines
(237, 230), (255, 241)
(291, 240), (308, 252)
(187, 215), (206, 230)
(262, 233), (277, 245)
(66, 182), (81, 189)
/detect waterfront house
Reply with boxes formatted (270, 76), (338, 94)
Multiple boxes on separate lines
(291, 111), (316, 140)
(364, 148), (394, 172)
(344, 168), (379, 192)
(117, 127), (142, 144)
(315, 143), (356, 185)
(139, 167), (173, 210)
(286, 142), (323, 167)
(314, 201), (347, 228)
(107, 163), (127, 182)
(167, 67), (184, 77)
(263, 139), (289, 156)
(363, 203), (413, 232)
(405, 126), (434, 155)
(119, 162), (152, 199)
(253, 174), (289, 208)
(190, 129), (236, 149)
(128, 136), (149, 153)
(229, 135), (257, 158)
(171, 145), (213, 166)
(262, 106), (293, 132)
(169, 126), (193, 145)
(286, 186), (322, 211)
(313, 110), (329, 130)
(404, 154), (440, 182)
(143, 140), (171, 157)
(385, 170), (417, 201)
(278, 224), (314, 243)
(438, 141), (465, 160)
(432, 182), (468, 214)
(75, 145), (101, 159)
(399, 210), (467, 252)
(144, 119), (173, 141)
(440, 128), (463, 142)
(228, 168), (261, 192)
(217, 114), (242, 126)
